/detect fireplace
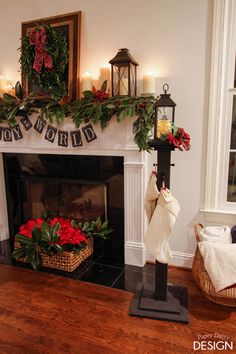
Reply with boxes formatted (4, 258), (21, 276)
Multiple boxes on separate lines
(0, 115), (148, 266)
(3, 153), (124, 259)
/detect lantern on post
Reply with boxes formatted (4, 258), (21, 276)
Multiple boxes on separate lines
(153, 83), (176, 143)
(109, 48), (138, 97)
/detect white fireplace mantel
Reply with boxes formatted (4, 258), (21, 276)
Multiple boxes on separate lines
(0, 114), (149, 266)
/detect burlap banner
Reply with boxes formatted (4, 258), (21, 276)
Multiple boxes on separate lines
(0, 116), (97, 147)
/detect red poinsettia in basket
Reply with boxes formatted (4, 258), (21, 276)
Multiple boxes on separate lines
(19, 217), (88, 246)
(13, 216), (112, 271)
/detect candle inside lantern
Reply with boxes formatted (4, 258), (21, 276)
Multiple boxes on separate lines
(143, 73), (155, 94)
(119, 78), (128, 95)
(157, 117), (171, 139)
(81, 72), (93, 93)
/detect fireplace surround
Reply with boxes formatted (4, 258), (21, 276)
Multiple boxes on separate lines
(3, 153), (124, 259)
(0, 115), (149, 266)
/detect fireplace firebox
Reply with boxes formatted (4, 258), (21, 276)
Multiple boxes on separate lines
(3, 153), (124, 260)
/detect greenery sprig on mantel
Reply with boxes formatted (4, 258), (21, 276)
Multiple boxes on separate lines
(0, 81), (156, 151)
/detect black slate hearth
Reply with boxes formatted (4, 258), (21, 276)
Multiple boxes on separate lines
(12, 256), (155, 292)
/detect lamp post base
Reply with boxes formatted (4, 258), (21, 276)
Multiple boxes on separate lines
(129, 283), (188, 323)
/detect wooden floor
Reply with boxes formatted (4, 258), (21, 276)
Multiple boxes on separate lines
(0, 265), (235, 354)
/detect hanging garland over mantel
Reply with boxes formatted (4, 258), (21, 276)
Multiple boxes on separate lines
(0, 81), (156, 151)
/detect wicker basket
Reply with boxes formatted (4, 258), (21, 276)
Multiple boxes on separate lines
(14, 237), (93, 272)
(192, 224), (236, 307)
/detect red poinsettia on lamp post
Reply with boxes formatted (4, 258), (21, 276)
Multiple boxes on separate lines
(168, 127), (191, 151)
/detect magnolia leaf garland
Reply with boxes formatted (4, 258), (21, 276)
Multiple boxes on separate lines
(0, 81), (156, 151)
(0, 115), (97, 147)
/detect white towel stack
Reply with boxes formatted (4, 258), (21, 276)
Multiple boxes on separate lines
(199, 226), (232, 244)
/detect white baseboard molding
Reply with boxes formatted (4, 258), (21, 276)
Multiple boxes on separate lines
(170, 251), (194, 269)
(125, 241), (146, 267)
(146, 250), (194, 269)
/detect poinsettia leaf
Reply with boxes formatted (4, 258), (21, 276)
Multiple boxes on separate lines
(95, 217), (102, 229)
(100, 80), (107, 92)
(51, 222), (60, 238)
(90, 221), (96, 228)
(82, 221), (90, 231)
(26, 244), (38, 260)
(41, 222), (51, 241)
(101, 220), (108, 229)
(12, 247), (27, 259)
(71, 220), (77, 228)
(32, 227), (42, 243)
(83, 90), (95, 99)
(41, 243), (51, 254)
(93, 232), (109, 239)
(7, 106), (19, 121)
(15, 234), (33, 246)
(102, 227), (114, 235)
(52, 244), (64, 254)
(52, 234), (60, 243)
(3, 93), (17, 102)
(31, 251), (41, 271)
(15, 81), (24, 100)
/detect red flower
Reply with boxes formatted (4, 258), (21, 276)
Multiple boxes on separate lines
(139, 102), (146, 109)
(18, 217), (87, 246)
(184, 133), (190, 140)
(168, 133), (174, 144)
(19, 219), (43, 238)
(92, 86), (109, 101)
(167, 126), (191, 151)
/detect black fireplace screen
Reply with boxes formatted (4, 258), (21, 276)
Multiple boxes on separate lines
(24, 177), (108, 221)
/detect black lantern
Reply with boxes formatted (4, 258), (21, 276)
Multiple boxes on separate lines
(153, 83), (176, 143)
(109, 48), (138, 97)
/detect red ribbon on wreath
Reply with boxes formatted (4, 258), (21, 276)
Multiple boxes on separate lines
(29, 27), (53, 73)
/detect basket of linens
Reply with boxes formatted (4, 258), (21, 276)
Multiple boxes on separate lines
(192, 224), (236, 307)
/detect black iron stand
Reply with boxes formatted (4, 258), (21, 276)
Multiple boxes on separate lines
(129, 144), (189, 323)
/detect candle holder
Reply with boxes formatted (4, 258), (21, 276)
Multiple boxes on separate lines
(109, 48), (138, 97)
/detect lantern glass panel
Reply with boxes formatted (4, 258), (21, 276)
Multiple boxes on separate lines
(156, 106), (173, 139)
(112, 65), (120, 96)
(130, 63), (136, 96)
(112, 64), (129, 96)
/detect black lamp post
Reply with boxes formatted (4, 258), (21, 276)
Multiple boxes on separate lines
(109, 48), (138, 97)
(130, 83), (189, 323)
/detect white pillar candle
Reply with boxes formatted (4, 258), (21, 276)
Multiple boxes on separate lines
(92, 79), (99, 89)
(143, 73), (155, 94)
(0, 76), (6, 97)
(99, 66), (110, 91)
(119, 78), (128, 95)
(81, 72), (93, 93)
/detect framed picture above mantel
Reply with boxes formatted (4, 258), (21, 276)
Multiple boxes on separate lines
(21, 11), (81, 100)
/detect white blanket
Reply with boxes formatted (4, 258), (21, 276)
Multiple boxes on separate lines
(199, 226), (231, 243)
(198, 241), (236, 292)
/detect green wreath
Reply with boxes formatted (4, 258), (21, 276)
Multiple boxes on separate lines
(19, 24), (69, 92)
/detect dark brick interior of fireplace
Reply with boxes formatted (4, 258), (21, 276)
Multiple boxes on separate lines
(3, 153), (124, 261)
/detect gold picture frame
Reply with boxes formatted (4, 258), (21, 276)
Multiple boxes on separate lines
(21, 11), (81, 100)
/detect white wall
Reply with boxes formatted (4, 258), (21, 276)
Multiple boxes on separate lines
(0, 0), (213, 266)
